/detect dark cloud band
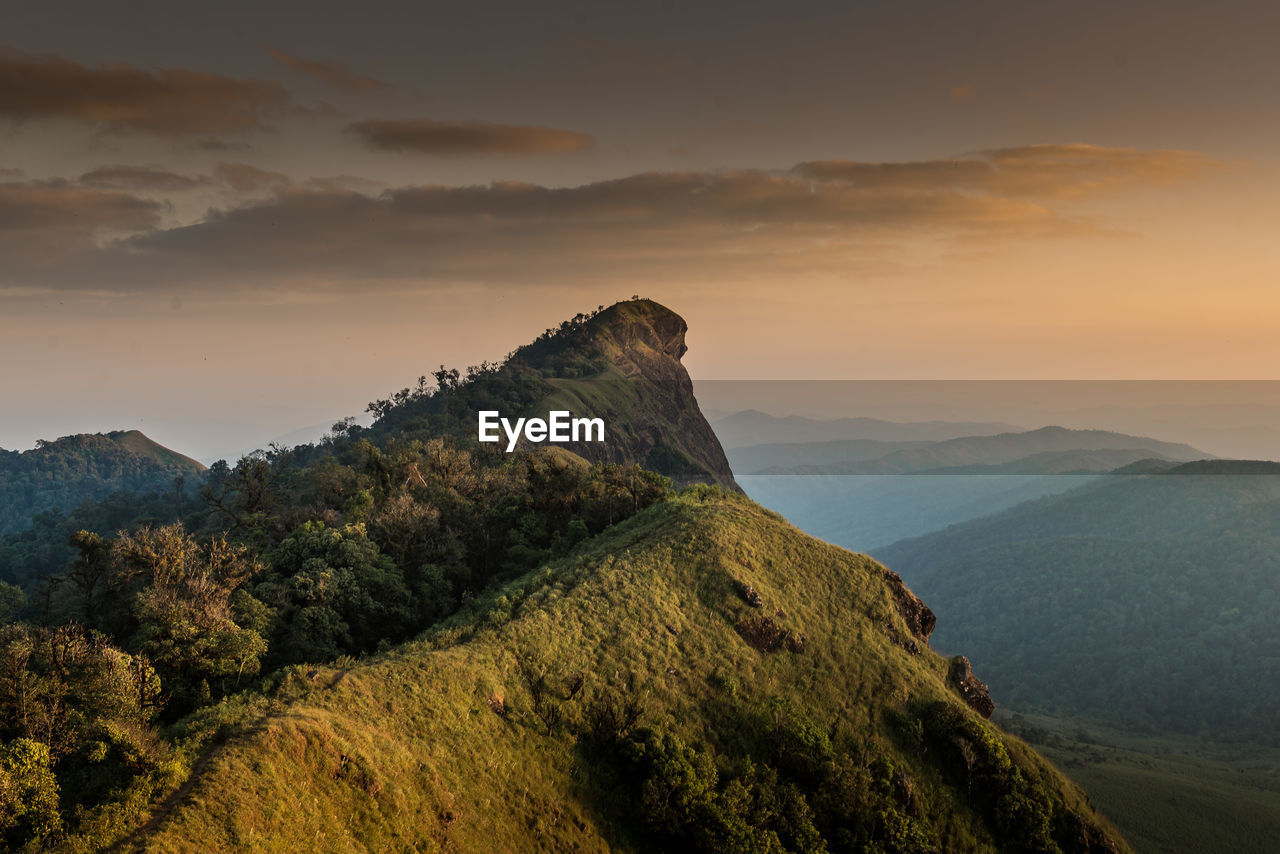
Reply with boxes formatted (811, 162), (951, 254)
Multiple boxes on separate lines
(0, 144), (1218, 293)
(345, 118), (597, 155)
(269, 50), (388, 92)
(0, 48), (297, 137)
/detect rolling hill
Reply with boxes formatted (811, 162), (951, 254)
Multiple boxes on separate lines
(0, 299), (1129, 852)
(765, 427), (1210, 475)
(727, 439), (935, 475)
(873, 472), (1280, 744)
(711, 410), (1022, 449)
(120, 490), (1127, 853)
(0, 430), (205, 536)
(737, 474), (1100, 553)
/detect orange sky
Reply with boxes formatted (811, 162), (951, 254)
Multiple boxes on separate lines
(2, 1), (1279, 459)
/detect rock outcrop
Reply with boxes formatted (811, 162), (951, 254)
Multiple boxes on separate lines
(882, 567), (937, 642)
(516, 299), (739, 489)
(949, 655), (995, 718)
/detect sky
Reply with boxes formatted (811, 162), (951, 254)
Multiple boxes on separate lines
(2, 0), (1279, 461)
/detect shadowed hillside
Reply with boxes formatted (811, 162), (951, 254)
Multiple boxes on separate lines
(875, 473), (1280, 743)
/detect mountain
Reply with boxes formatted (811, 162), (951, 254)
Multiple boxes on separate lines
(0, 299), (1128, 852)
(121, 491), (1126, 853)
(0, 429), (205, 536)
(912, 448), (1185, 476)
(873, 472), (1280, 744)
(727, 439), (934, 475)
(711, 410), (1023, 449)
(368, 299), (737, 489)
(1165, 459), (1280, 475)
(738, 474), (1100, 553)
(769, 427), (1210, 475)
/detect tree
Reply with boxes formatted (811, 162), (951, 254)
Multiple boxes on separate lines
(0, 737), (61, 846)
(261, 522), (410, 663)
(111, 526), (267, 710)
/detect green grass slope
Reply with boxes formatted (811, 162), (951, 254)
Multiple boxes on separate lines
(106, 431), (206, 475)
(127, 491), (1126, 854)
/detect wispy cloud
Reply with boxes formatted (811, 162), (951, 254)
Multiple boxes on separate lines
(796, 144), (1218, 199)
(0, 144), (1220, 294)
(0, 181), (162, 272)
(213, 162), (292, 194)
(268, 49), (389, 92)
(79, 165), (215, 192)
(345, 118), (596, 155)
(0, 48), (302, 137)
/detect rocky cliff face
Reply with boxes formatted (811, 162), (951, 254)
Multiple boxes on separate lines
(366, 299), (738, 489)
(516, 299), (739, 489)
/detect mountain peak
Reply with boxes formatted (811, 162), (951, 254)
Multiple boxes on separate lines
(369, 299), (738, 489)
(585, 297), (689, 360)
(0, 429), (205, 537)
(512, 297), (689, 371)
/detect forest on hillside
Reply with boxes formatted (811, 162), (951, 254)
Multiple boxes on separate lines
(876, 474), (1280, 744)
(0, 433), (203, 537)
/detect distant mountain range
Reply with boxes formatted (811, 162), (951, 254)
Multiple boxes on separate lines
(738, 473), (1101, 553)
(710, 409), (1023, 448)
(0, 429), (205, 536)
(725, 438), (934, 473)
(741, 426), (1211, 475)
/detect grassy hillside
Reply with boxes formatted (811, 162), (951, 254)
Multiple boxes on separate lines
(106, 431), (205, 473)
(123, 490), (1126, 853)
(0, 431), (205, 537)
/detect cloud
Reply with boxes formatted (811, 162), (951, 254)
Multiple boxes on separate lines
(0, 48), (299, 137)
(0, 180), (162, 271)
(79, 165), (214, 192)
(269, 50), (388, 92)
(188, 138), (254, 152)
(73, 171), (1071, 288)
(975, 143), (1217, 197)
(950, 84), (977, 101)
(345, 118), (596, 155)
(0, 144), (1219, 294)
(213, 162), (293, 194)
(795, 144), (1218, 199)
(0, 181), (161, 232)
